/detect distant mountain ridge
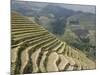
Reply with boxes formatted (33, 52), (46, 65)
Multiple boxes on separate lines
(11, 1), (95, 16)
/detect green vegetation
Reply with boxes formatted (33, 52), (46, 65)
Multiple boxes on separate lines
(60, 28), (96, 61)
(11, 11), (96, 74)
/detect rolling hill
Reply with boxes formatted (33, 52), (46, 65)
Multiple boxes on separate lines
(11, 11), (96, 74)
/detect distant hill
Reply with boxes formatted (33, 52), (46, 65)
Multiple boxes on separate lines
(11, 1), (96, 34)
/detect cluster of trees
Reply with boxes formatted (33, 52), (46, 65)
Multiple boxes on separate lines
(61, 29), (96, 61)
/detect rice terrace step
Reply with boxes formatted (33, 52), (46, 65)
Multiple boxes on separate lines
(11, 0), (96, 75)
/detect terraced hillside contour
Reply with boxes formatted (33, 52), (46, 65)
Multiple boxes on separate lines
(11, 12), (96, 74)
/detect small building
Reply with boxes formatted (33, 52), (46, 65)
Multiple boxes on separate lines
(67, 19), (80, 25)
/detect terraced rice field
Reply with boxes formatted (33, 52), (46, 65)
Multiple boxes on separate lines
(11, 12), (96, 74)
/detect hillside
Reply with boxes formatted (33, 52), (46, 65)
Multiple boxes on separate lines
(11, 12), (96, 74)
(66, 13), (96, 30)
(11, 1), (96, 35)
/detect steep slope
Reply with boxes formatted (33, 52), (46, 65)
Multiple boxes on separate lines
(11, 11), (96, 74)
